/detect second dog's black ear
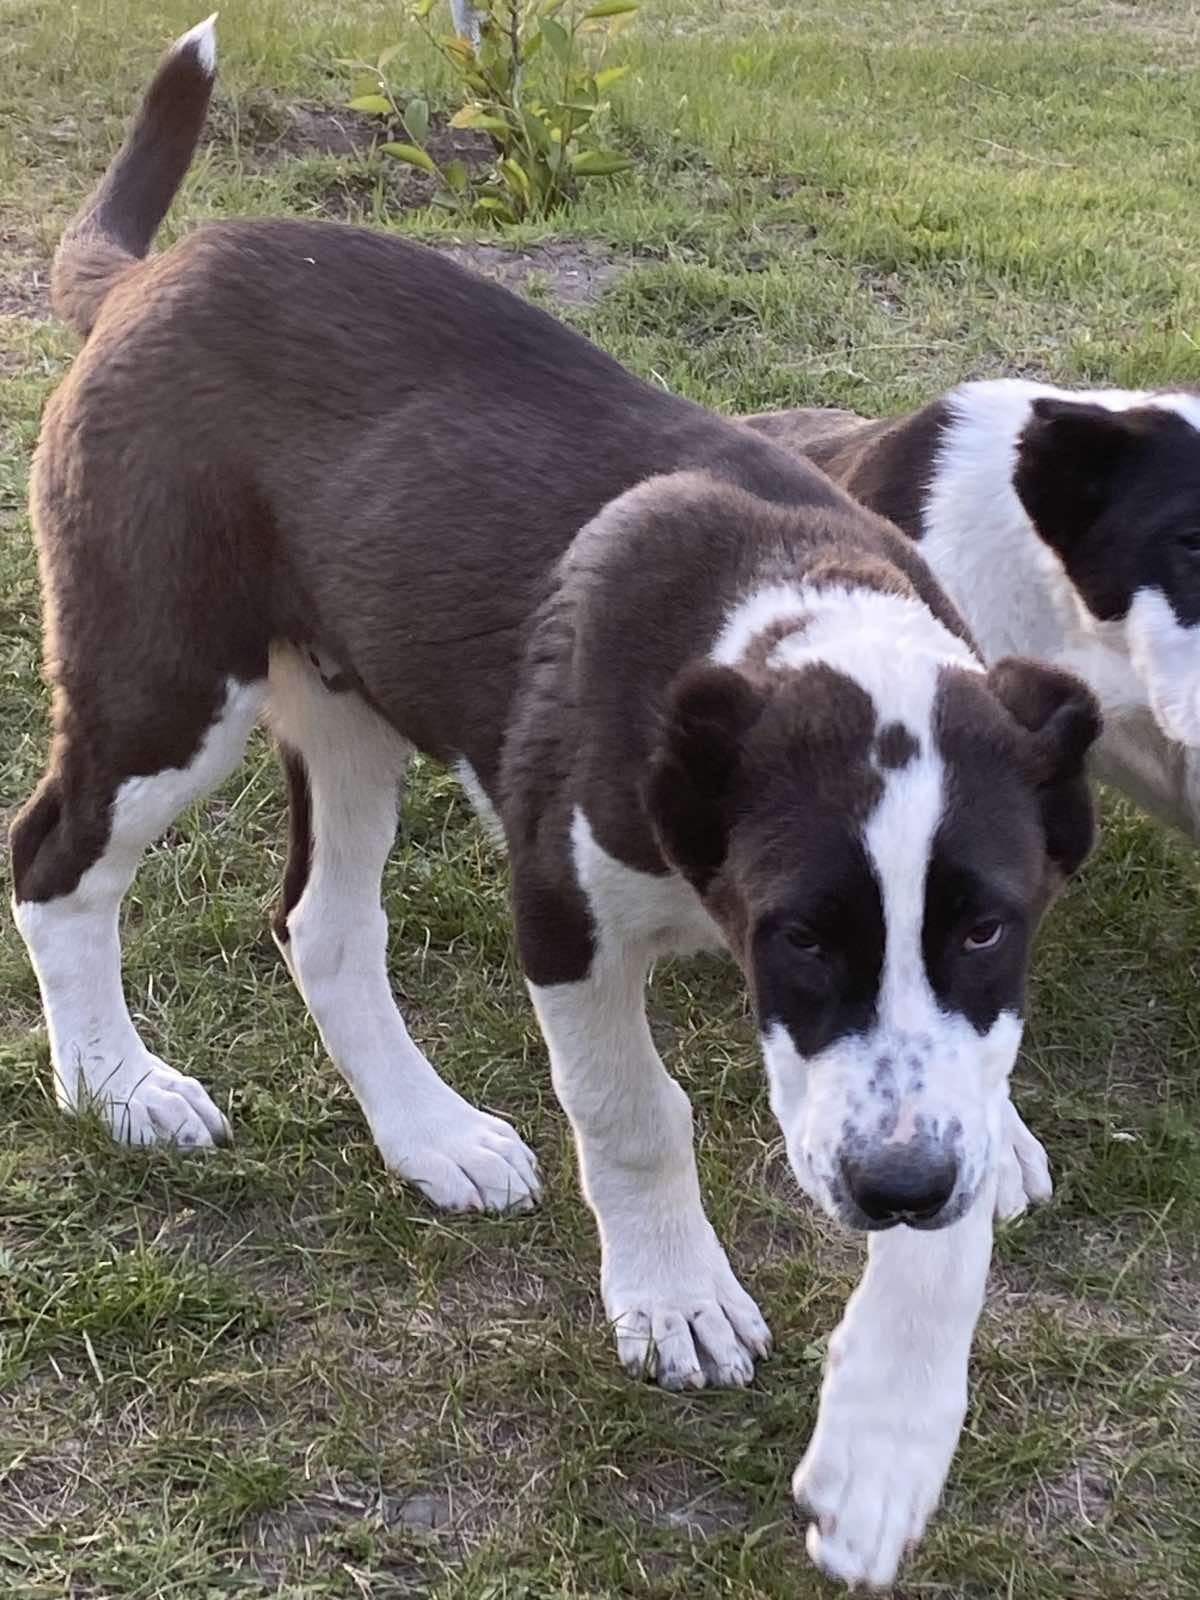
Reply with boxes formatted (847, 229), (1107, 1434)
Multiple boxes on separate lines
(1013, 398), (1141, 561)
(643, 664), (765, 890)
(988, 656), (1102, 880)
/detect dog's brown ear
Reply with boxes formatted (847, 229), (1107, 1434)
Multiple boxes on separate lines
(643, 664), (766, 890)
(1013, 398), (1141, 559)
(988, 656), (1102, 878)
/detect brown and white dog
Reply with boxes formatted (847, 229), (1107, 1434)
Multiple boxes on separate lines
(10, 21), (1101, 1588)
(745, 385), (1200, 838)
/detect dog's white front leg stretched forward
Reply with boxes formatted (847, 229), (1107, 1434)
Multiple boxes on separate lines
(793, 1168), (996, 1590)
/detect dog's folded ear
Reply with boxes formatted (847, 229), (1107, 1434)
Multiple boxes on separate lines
(1013, 398), (1141, 558)
(988, 656), (1102, 878)
(643, 663), (766, 889)
(988, 656), (1101, 780)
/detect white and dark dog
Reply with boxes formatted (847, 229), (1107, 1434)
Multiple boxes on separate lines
(745, 382), (1200, 837)
(10, 23), (1101, 1589)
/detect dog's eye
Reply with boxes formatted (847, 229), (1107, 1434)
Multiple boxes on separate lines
(784, 926), (824, 959)
(1176, 529), (1200, 555)
(963, 918), (1004, 952)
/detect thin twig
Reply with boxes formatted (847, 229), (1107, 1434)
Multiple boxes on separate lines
(971, 136), (1075, 168)
(953, 70), (1012, 99)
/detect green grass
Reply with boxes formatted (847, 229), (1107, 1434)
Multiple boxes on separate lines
(4, 1), (1200, 1594)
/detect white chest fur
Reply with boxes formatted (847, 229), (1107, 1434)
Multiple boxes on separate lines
(571, 808), (725, 960)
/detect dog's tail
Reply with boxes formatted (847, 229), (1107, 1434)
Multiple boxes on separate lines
(51, 14), (218, 336)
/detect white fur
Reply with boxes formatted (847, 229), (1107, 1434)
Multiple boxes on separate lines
(570, 807), (723, 958)
(994, 1096), (1053, 1219)
(1126, 587), (1200, 747)
(453, 757), (506, 846)
(268, 649), (538, 1212)
(528, 809), (766, 1390)
(711, 581), (812, 666)
(13, 678), (263, 1146)
(924, 378), (1200, 837)
(795, 1167), (996, 1589)
(175, 14), (217, 74)
(762, 581), (978, 683)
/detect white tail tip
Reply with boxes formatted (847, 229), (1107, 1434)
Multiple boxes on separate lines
(174, 13), (218, 74)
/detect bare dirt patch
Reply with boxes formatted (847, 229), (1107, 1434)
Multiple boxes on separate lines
(0, 232), (52, 322)
(434, 239), (628, 307)
(212, 95), (495, 186)
(1026, 1459), (1115, 1531)
(205, 97), (379, 166)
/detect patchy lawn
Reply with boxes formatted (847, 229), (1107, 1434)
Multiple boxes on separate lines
(3, 2), (1200, 1595)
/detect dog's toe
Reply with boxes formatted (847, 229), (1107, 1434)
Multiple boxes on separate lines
(609, 1263), (770, 1392)
(389, 1106), (540, 1214)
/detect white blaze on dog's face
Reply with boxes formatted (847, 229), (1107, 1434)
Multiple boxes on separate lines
(646, 585), (1100, 1232)
(1012, 393), (1200, 747)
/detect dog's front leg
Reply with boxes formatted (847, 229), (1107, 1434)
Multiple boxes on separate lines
(995, 1096), (1052, 1220)
(794, 1168), (996, 1590)
(530, 949), (771, 1391)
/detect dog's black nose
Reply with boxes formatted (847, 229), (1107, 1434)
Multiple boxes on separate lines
(841, 1147), (957, 1225)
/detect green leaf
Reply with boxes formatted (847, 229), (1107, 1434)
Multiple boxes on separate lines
(499, 156), (531, 198)
(380, 141), (439, 174)
(474, 196), (519, 222)
(444, 158), (470, 193)
(583, 0), (638, 15)
(520, 30), (544, 61)
(404, 96), (430, 143)
(540, 17), (571, 63)
(377, 43), (405, 69)
(595, 64), (629, 89)
(449, 106), (510, 133)
(411, 0), (438, 16)
(523, 113), (553, 152)
(570, 149), (634, 176)
(347, 94), (393, 116)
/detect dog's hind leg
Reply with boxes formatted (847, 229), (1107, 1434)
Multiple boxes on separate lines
(11, 674), (265, 1147)
(268, 647), (540, 1213)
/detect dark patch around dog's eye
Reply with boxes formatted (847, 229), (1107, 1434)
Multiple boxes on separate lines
(750, 845), (885, 1058)
(923, 852), (1027, 1033)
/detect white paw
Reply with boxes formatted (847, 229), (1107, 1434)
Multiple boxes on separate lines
(994, 1101), (1052, 1221)
(605, 1224), (771, 1390)
(793, 1387), (960, 1589)
(377, 1100), (540, 1214)
(68, 1051), (232, 1149)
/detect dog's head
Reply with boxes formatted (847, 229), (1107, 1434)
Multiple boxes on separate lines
(1014, 395), (1200, 745)
(645, 616), (1099, 1233)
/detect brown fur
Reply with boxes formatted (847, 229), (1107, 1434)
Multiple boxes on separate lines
(741, 403), (953, 539)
